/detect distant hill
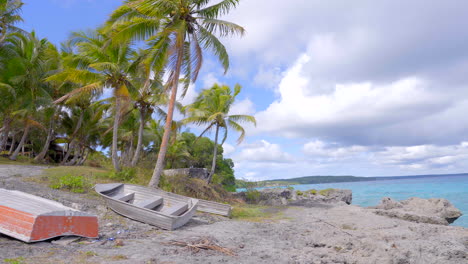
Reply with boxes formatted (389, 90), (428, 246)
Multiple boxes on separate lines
(235, 173), (468, 189)
(270, 175), (375, 184)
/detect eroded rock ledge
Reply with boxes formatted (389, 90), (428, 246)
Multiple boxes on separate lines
(235, 188), (352, 206)
(369, 197), (463, 225)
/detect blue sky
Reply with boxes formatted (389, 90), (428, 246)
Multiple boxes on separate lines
(20, 0), (468, 180)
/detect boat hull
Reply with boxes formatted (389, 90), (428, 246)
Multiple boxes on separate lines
(0, 189), (98, 243)
(95, 184), (198, 230)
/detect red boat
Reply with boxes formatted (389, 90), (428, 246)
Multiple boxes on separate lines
(0, 188), (98, 242)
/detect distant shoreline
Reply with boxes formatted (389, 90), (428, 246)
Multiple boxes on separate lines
(236, 173), (468, 189)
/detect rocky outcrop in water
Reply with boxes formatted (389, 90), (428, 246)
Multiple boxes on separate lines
(235, 188), (352, 206)
(370, 197), (463, 225)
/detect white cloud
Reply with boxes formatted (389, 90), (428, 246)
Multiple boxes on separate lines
(251, 54), (451, 143)
(372, 142), (468, 170)
(229, 98), (255, 116)
(235, 140), (294, 163)
(303, 140), (368, 160)
(201, 72), (220, 88)
(222, 143), (235, 156)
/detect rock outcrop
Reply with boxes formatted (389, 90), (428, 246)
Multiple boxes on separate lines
(370, 197), (463, 225)
(163, 168), (209, 181)
(235, 188), (352, 206)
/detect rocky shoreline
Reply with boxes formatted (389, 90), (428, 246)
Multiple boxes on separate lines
(0, 165), (467, 264)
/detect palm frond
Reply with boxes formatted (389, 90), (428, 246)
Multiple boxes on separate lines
(198, 26), (229, 73)
(227, 119), (245, 144)
(201, 18), (245, 37)
(197, 0), (240, 20)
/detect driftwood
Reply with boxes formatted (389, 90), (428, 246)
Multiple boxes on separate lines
(164, 238), (236, 256)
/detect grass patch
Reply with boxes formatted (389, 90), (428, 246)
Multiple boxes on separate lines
(49, 174), (90, 193)
(3, 257), (26, 264)
(318, 188), (335, 196)
(38, 166), (112, 193)
(231, 205), (286, 222)
(0, 156), (34, 165)
(308, 189), (317, 195)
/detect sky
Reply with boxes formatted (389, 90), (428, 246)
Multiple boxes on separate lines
(19, 0), (468, 180)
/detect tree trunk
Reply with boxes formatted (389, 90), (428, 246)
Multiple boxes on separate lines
(77, 147), (89, 165)
(0, 117), (12, 152)
(67, 145), (80, 165)
(207, 124), (220, 183)
(112, 96), (122, 171)
(61, 140), (75, 164)
(131, 108), (146, 167)
(34, 109), (56, 162)
(10, 125), (30, 161)
(149, 45), (185, 188)
(8, 132), (16, 155)
(61, 111), (83, 164)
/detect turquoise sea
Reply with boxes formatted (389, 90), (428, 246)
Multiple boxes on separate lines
(251, 174), (468, 228)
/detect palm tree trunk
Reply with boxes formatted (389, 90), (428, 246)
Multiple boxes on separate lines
(131, 108), (146, 167)
(61, 111), (83, 164)
(149, 46), (184, 188)
(10, 125), (30, 161)
(112, 96), (122, 171)
(34, 109), (57, 162)
(62, 140), (75, 164)
(8, 132), (16, 155)
(0, 117), (12, 152)
(208, 124), (220, 183)
(77, 148), (89, 165)
(67, 145), (80, 165)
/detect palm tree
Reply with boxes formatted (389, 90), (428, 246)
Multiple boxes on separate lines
(183, 83), (256, 183)
(33, 42), (65, 163)
(0, 0), (24, 45)
(127, 51), (169, 167)
(0, 32), (50, 160)
(47, 30), (136, 171)
(107, 0), (245, 187)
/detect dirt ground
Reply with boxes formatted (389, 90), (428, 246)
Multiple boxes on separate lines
(1, 165), (467, 264)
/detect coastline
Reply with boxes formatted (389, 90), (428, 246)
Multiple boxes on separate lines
(1, 165), (467, 264)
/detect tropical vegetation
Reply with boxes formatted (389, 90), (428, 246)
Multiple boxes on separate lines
(0, 0), (251, 192)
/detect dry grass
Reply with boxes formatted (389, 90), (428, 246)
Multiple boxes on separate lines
(0, 156), (35, 165)
(231, 205), (287, 222)
(161, 175), (240, 204)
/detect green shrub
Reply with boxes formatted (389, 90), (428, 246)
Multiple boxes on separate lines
(245, 189), (261, 203)
(308, 189), (317, 195)
(296, 190), (303, 196)
(319, 188), (335, 196)
(109, 167), (136, 181)
(49, 174), (89, 193)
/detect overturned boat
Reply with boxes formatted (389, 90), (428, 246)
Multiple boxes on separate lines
(0, 189), (98, 243)
(95, 183), (199, 230)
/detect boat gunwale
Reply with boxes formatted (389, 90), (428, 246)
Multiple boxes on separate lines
(95, 182), (232, 217)
(95, 183), (198, 220)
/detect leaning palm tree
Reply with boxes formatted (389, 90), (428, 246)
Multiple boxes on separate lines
(183, 83), (256, 183)
(107, 0), (245, 187)
(47, 30), (136, 171)
(0, 0), (24, 45)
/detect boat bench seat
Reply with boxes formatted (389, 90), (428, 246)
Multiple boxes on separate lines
(134, 196), (163, 209)
(159, 202), (188, 216)
(112, 192), (135, 202)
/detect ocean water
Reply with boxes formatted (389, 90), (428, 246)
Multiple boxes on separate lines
(259, 175), (468, 228)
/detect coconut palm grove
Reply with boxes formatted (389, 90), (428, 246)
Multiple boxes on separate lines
(0, 0), (255, 192)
